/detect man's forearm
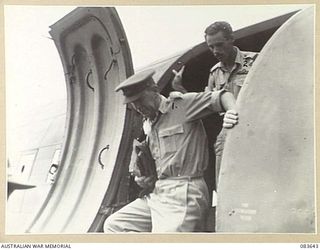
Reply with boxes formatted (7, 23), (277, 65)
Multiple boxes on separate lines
(220, 92), (238, 129)
(220, 91), (236, 111)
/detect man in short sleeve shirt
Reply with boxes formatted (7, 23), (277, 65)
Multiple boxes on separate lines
(172, 21), (258, 186)
(204, 22), (258, 184)
(206, 47), (258, 98)
(103, 69), (239, 232)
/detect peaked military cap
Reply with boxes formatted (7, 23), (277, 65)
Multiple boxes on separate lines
(115, 69), (156, 104)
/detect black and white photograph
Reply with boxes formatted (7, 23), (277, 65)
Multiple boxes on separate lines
(4, 3), (316, 239)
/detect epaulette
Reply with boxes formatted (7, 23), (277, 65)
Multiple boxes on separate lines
(242, 51), (259, 69)
(209, 62), (222, 73)
(237, 68), (249, 74)
(169, 91), (184, 100)
(243, 51), (259, 60)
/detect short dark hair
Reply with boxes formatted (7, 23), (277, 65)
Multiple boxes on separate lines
(204, 21), (233, 40)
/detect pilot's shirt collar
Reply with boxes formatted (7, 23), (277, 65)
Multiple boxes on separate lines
(143, 95), (168, 135)
(213, 46), (243, 72)
(158, 95), (169, 114)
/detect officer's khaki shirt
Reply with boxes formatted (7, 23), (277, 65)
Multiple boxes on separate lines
(143, 90), (225, 179)
(206, 47), (258, 99)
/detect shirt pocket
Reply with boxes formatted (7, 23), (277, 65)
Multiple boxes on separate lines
(158, 124), (184, 157)
(215, 76), (227, 90)
(233, 74), (247, 87)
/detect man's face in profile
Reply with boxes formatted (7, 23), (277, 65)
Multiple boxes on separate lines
(130, 89), (158, 120)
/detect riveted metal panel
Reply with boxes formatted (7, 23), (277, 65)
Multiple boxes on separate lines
(217, 8), (315, 233)
(28, 7), (134, 233)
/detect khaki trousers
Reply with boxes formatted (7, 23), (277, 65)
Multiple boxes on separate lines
(104, 177), (209, 232)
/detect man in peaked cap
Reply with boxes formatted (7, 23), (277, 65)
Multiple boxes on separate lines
(104, 68), (238, 232)
(115, 69), (157, 105)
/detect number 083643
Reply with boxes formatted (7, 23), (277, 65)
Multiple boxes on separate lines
(300, 244), (319, 248)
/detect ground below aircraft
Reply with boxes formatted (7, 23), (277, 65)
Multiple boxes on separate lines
(6, 7), (314, 234)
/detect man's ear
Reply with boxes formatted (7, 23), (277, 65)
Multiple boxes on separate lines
(146, 85), (159, 94)
(227, 37), (235, 43)
(153, 91), (160, 101)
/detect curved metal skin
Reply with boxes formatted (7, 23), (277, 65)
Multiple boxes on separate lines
(216, 8), (315, 233)
(27, 7), (134, 233)
(6, 102), (66, 234)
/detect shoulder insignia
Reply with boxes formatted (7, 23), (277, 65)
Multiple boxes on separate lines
(242, 52), (259, 68)
(210, 62), (221, 73)
(169, 91), (184, 100)
(237, 68), (249, 75)
(243, 51), (259, 59)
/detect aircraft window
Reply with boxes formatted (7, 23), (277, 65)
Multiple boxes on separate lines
(46, 149), (61, 184)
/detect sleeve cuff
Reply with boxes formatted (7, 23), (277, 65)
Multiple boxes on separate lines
(210, 89), (227, 112)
